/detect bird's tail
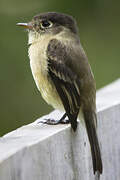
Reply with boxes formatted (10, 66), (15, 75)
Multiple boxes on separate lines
(83, 109), (103, 175)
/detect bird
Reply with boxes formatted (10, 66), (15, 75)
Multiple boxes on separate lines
(17, 12), (103, 176)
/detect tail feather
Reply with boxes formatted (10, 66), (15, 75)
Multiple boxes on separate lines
(83, 109), (103, 174)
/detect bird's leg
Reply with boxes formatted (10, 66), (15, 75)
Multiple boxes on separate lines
(38, 113), (69, 125)
(59, 113), (69, 124)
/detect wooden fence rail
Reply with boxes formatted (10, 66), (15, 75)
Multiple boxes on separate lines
(0, 79), (120, 180)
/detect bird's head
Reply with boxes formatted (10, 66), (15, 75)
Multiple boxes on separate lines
(17, 12), (78, 44)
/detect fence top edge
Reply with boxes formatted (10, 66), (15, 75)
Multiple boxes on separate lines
(96, 79), (120, 111)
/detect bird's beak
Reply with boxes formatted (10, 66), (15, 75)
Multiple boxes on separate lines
(16, 23), (33, 30)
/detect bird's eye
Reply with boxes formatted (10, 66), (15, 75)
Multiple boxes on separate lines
(41, 20), (53, 29)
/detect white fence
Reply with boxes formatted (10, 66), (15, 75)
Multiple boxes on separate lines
(0, 79), (120, 180)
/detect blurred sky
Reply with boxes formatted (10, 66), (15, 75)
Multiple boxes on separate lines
(0, 0), (120, 135)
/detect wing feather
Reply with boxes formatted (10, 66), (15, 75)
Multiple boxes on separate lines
(47, 44), (81, 131)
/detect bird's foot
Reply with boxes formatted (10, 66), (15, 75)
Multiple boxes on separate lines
(42, 118), (60, 125)
(38, 113), (69, 125)
(60, 118), (69, 124)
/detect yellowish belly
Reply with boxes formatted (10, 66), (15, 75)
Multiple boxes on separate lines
(34, 71), (63, 110)
(29, 42), (63, 111)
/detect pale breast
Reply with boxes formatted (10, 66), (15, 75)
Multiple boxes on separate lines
(28, 36), (63, 111)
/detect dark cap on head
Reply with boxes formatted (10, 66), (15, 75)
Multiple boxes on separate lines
(33, 12), (78, 34)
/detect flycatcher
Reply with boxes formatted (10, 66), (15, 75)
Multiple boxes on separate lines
(17, 12), (103, 175)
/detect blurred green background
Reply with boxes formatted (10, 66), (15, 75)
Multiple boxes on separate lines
(0, 0), (119, 136)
